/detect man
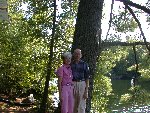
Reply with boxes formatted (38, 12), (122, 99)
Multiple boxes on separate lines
(71, 49), (90, 113)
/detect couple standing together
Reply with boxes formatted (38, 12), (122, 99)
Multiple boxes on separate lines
(56, 49), (90, 113)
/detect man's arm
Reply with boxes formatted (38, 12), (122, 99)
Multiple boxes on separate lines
(83, 79), (89, 99)
(84, 62), (90, 91)
(83, 62), (90, 99)
(85, 79), (89, 92)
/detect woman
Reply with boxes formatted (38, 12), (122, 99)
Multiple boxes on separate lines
(56, 52), (74, 113)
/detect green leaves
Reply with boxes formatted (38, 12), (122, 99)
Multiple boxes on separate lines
(0, 0), (79, 103)
(112, 11), (138, 32)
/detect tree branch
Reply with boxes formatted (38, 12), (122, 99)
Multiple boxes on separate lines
(102, 41), (150, 47)
(105, 0), (114, 41)
(116, 0), (150, 14)
(124, 4), (150, 52)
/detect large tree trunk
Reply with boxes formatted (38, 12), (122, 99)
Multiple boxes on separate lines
(72, 0), (104, 112)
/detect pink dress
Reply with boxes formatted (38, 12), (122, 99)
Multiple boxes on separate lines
(57, 64), (74, 113)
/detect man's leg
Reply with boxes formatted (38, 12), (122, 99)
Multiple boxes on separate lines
(73, 82), (79, 113)
(78, 81), (86, 113)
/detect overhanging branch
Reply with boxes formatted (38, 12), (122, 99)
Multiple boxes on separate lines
(124, 4), (150, 52)
(105, 0), (114, 41)
(116, 0), (150, 14)
(102, 41), (150, 47)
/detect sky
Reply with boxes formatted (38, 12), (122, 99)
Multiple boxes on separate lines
(102, 0), (150, 42)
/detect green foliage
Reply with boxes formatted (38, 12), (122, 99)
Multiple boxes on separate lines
(0, 0), (53, 97)
(120, 85), (150, 106)
(92, 73), (112, 112)
(92, 35), (150, 112)
(112, 11), (138, 32)
(0, 1), (79, 111)
(99, 46), (128, 76)
(91, 44), (130, 112)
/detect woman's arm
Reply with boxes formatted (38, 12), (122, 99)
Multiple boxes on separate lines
(58, 76), (62, 101)
(56, 66), (63, 102)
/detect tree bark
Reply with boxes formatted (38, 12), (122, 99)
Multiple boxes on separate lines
(72, 0), (104, 112)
